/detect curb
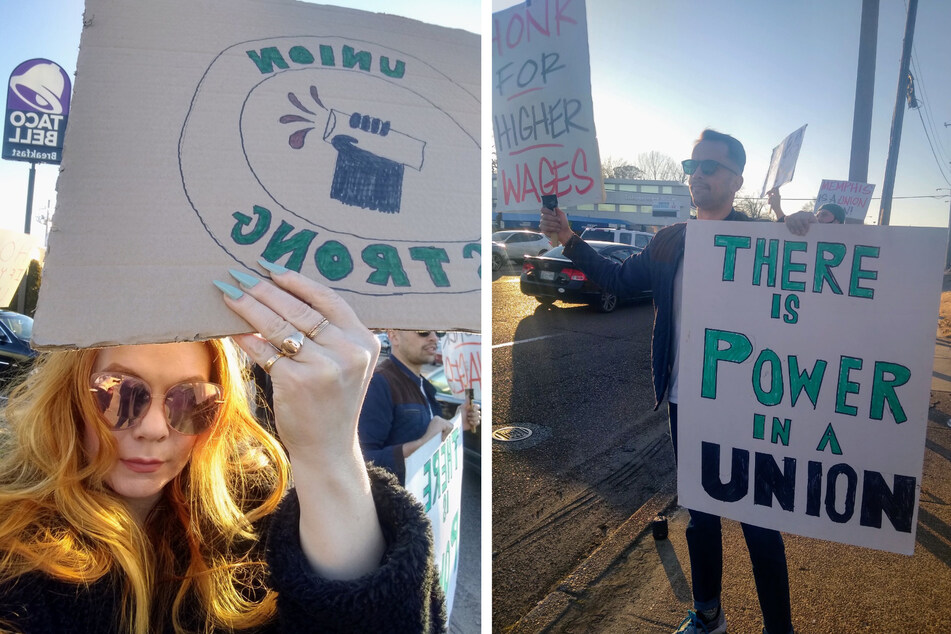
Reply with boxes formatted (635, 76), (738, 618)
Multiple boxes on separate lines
(510, 477), (678, 633)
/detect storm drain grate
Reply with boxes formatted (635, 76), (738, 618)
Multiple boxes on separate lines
(492, 426), (533, 442)
(492, 423), (550, 452)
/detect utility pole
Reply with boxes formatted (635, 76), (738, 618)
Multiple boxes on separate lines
(849, 0), (879, 186)
(878, 0), (918, 226)
(943, 188), (951, 269)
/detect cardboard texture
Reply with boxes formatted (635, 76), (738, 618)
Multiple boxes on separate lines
(33, 0), (480, 348)
(677, 221), (945, 555)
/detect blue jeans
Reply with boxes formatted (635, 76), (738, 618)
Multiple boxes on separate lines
(668, 403), (793, 634)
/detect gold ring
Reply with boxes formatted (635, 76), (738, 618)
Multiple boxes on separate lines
(262, 351), (285, 373)
(280, 331), (306, 356)
(306, 317), (330, 340)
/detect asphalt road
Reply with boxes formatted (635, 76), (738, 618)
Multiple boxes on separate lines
(491, 263), (675, 632)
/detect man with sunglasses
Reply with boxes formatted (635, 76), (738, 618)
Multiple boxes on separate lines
(540, 129), (794, 634)
(359, 330), (479, 484)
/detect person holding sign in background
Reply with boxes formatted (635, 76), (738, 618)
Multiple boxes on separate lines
(540, 130), (797, 634)
(0, 266), (446, 633)
(767, 187), (845, 232)
(359, 330), (481, 484)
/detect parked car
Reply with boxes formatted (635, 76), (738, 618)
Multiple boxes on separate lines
(580, 227), (654, 249)
(374, 331), (391, 357)
(492, 230), (553, 263)
(425, 365), (480, 475)
(0, 310), (37, 389)
(519, 241), (651, 312)
(492, 241), (508, 272)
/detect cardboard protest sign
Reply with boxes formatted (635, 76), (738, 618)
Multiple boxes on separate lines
(491, 0), (605, 211)
(677, 221), (945, 554)
(815, 180), (876, 222)
(405, 415), (464, 616)
(33, 0), (479, 348)
(760, 125), (807, 197)
(442, 332), (482, 402)
(0, 230), (41, 308)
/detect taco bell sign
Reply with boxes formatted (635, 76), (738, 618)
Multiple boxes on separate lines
(3, 58), (71, 165)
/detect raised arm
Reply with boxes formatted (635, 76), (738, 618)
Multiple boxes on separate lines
(217, 263), (385, 580)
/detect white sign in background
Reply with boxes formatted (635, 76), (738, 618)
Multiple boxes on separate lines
(0, 230), (40, 307)
(760, 124), (807, 197)
(405, 412), (464, 616)
(677, 221), (945, 555)
(491, 0), (605, 211)
(442, 332), (482, 402)
(814, 179), (876, 222)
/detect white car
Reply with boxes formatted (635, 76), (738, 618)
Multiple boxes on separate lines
(492, 230), (553, 263)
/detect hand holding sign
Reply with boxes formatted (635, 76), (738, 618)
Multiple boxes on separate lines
(539, 205), (574, 246)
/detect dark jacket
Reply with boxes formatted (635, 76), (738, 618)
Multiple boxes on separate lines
(564, 209), (750, 409)
(0, 466), (446, 633)
(359, 356), (441, 483)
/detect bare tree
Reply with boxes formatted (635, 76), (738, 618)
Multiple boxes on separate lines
(601, 155), (641, 181)
(634, 151), (685, 182)
(799, 198), (816, 212)
(734, 189), (771, 220)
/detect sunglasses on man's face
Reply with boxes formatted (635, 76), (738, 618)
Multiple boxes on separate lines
(89, 372), (224, 435)
(681, 159), (738, 176)
(415, 331), (446, 338)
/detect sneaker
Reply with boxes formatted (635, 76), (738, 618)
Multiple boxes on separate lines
(674, 608), (727, 634)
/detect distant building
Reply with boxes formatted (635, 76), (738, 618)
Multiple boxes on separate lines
(492, 176), (692, 234)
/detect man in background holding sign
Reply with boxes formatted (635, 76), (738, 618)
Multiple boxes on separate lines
(359, 330), (480, 484)
(540, 129), (795, 634)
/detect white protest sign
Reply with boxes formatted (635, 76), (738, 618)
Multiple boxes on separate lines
(492, 0), (604, 211)
(678, 221), (945, 555)
(760, 125), (807, 197)
(815, 180), (876, 222)
(442, 332), (482, 402)
(0, 230), (40, 308)
(405, 415), (464, 616)
(33, 0), (480, 348)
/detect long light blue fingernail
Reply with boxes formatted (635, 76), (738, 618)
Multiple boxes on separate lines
(257, 259), (288, 275)
(228, 268), (260, 289)
(213, 280), (244, 299)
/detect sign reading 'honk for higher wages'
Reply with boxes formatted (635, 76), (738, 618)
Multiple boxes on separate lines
(492, 0), (604, 211)
(33, 0), (479, 348)
(677, 221), (945, 555)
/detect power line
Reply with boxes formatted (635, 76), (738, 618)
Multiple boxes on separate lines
(914, 104), (951, 187)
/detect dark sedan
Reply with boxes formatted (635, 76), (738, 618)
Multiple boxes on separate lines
(519, 241), (651, 312)
(0, 310), (37, 389)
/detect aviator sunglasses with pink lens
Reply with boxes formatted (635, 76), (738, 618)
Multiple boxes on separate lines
(89, 372), (224, 435)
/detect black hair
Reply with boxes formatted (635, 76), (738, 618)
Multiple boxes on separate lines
(818, 203), (846, 223)
(697, 129), (746, 174)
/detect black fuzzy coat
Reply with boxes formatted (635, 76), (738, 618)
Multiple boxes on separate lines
(0, 467), (447, 633)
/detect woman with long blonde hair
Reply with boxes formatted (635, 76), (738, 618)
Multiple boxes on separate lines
(0, 266), (444, 633)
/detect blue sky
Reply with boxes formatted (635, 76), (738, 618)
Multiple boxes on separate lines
(492, 0), (951, 227)
(4, 1), (950, 237)
(0, 0), (481, 239)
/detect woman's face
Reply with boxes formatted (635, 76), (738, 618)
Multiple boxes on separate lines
(85, 342), (213, 520)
